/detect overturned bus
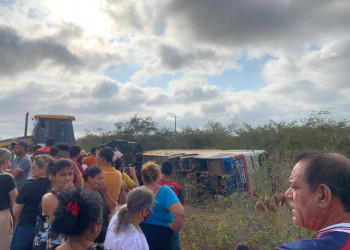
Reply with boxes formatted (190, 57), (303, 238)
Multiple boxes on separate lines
(143, 149), (267, 197)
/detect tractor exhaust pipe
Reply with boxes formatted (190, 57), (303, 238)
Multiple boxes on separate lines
(24, 112), (29, 137)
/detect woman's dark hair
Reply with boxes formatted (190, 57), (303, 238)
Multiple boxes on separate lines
(134, 152), (143, 163)
(29, 145), (42, 154)
(47, 159), (73, 176)
(115, 188), (153, 234)
(90, 147), (97, 154)
(141, 161), (161, 184)
(113, 157), (123, 171)
(236, 242), (250, 250)
(52, 188), (103, 236)
(69, 145), (81, 158)
(83, 167), (102, 183)
(46, 138), (56, 147)
(97, 147), (114, 163)
(161, 161), (173, 176)
(49, 147), (60, 157)
(96, 144), (107, 151)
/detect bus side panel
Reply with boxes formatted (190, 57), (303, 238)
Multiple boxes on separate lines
(223, 156), (249, 195)
(233, 155), (249, 194)
(222, 157), (235, 195)
(240, 155), (251, 196)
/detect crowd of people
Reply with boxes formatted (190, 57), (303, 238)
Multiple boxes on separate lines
(0, 139), (185, 250)
(1, 138), (350, 250)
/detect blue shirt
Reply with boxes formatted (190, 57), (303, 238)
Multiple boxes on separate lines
(142, 186), (179, 228)
(277, 223), (350, 249)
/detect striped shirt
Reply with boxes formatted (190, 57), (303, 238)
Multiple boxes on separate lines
(277, 223), (350, 250)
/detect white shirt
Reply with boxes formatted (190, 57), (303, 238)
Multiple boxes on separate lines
(104, 210), (149, 250)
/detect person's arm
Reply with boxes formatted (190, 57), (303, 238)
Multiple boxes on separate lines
(9, 188), (18, 206)
(6, 168), (23, 179)
(96, 179), (117, 212)
(71, 161), (83, 187)
(128, 168), (140, 187)
(12, 202), (24, 227)
(4, 165), (13, 172)
(168, 201), (185, 232)
(42, 193), (59, 221)
(114, 171), (123, 202)
(9, 187), (18, 230)
(123, 173), (137, 189)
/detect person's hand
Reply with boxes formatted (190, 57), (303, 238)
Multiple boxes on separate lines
(95, 179), (108, 194)
(63, 182), (75, 192)
(167, 222), (175, 231)
(129, 167), (136, 176)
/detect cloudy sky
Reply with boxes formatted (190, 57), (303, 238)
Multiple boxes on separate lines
(1, 0), (350, 139)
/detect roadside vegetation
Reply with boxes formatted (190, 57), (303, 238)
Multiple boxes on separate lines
(77, 110), (350, 249)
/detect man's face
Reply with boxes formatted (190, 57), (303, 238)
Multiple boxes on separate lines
(95, 152), (104, 168)
(285, 160), (320, 231)
(13, 144), (24, 155)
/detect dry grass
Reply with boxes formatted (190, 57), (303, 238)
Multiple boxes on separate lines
(179, 159), (315, 250)
(181, 197), (314, 250)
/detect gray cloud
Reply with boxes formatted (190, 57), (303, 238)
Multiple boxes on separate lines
(172, 85), (220, 104)
(0, 25), (83, 75)
(104, 0), (154, 33)
(93, 81), (120, 98)
(164, 0), (350, 49)
(145, 93), (171, 106)
(159, 44), (218, 70)
(201, 102), (228, 115)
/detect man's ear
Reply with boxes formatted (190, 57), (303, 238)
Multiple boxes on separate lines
(317, 184), (332, 208)
(101, 157), (107, 165)
(49, 174), (55, 182)
(88, 176), (92, 183)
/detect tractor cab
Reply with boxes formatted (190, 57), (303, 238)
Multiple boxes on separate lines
(32, 115), (76, 146)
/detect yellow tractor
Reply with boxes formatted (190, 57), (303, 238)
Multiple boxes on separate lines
(0, 113), (76, 148)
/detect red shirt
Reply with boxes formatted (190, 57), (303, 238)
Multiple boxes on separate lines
(158, 179), (185, 205)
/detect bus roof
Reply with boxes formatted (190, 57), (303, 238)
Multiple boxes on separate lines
(143, 149), (265, 158)
(32, 115), (76, 121)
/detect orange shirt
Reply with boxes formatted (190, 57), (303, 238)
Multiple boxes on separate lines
(99, 166), (122, 203)
(82, 156), (96, 168)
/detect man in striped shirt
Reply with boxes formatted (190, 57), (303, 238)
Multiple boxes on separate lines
(278, 152), (350, 249)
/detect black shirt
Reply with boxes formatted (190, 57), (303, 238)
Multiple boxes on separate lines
(0, 171), (16, 210)
(16, 177), (51, 226)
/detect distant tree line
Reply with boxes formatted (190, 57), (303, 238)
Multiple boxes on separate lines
(77, 110), (350, 156)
